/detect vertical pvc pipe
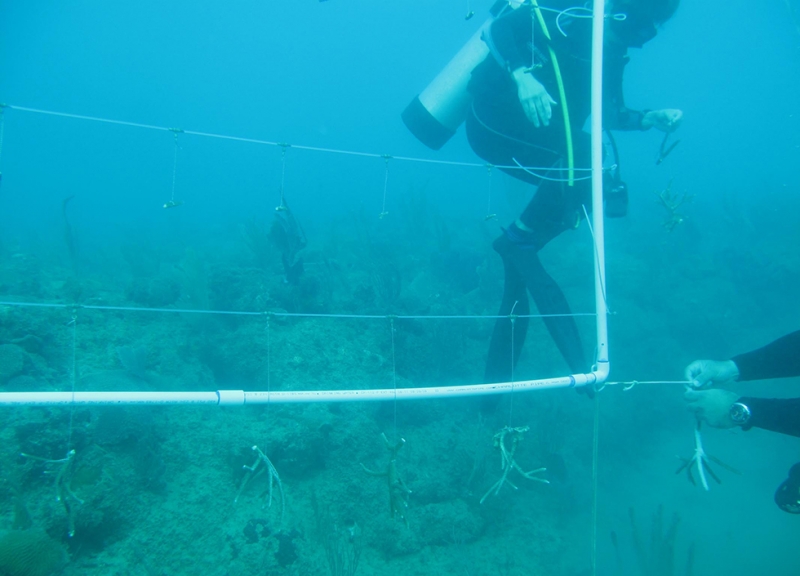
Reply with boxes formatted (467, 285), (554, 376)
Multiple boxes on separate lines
(590, 4), (607, 576)
(590, 0), (609, 383)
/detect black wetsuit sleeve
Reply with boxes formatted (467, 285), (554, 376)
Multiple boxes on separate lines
(739, 397), (800, 437)
(603, 53), (646, 131)
(487, 5), (533, 71)
(731, 330), (800, 381)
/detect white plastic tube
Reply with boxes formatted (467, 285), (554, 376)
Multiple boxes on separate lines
(0, 371), (611, 406)
(590, 0), (610, 383)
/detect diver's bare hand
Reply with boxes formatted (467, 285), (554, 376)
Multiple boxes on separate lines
(512, 68), (557, 128)
(684, 388), (740, 429)
(643, 109), (683, 132)
(684, 359), (739, 389)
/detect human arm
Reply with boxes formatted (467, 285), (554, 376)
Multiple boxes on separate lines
(486, 5), (556, 127)
(603, 48), (682, 132)
(685, 330), (800, 388)
(731, 330), (800, 381)
(684, 389), (800, 438)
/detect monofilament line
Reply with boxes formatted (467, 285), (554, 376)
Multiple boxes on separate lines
(170, 131), (180, 204)
(0, 300), (596, 321)
(6, 104), (594, 173)
(508, 301), (519, 425)
(278, 144), (288, 208)
(0, 104), (6, 173)
(380, 155), (391, 218)
(390, 317), (398, 443)
(66, 310), (78, 450)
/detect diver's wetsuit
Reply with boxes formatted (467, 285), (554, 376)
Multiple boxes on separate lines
(733, 330), (800, 437)
(466, 2), (650, 382)
(729, 330), (800, 514)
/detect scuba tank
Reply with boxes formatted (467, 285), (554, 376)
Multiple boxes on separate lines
(401, 1), (523, 150)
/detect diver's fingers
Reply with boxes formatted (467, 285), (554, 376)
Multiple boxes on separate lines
(525, 100), (541, 128)
(684, 360), (710, 388)
(536, 95), (551, 126)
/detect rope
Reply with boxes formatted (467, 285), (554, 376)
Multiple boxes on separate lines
(0, 300), (595, 321)
(4, 104), (588, 173)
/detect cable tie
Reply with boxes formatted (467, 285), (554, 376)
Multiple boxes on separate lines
(168, 127), (184, 134)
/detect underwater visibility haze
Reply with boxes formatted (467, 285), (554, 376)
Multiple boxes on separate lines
(0, 1), (799, 575)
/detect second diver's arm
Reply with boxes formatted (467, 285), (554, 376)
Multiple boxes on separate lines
(739, 397), (800, 437)
(731, 330), (800, 381)
(603, 49), (682, 132)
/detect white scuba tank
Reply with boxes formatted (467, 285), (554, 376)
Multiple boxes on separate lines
(401, 0), (524, 150)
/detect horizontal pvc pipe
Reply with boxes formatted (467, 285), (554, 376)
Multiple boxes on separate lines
(0, 371), (602, 407)
(0, 391), (221, 406)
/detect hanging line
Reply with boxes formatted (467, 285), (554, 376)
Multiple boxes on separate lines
(66, 308), (78, 451)
(387, 317), (400, 443)
(263, 313), (272, 454)
(507, 301), (519, 425)
(266, 314), (272, 402)
(277, 143), (289, 210)
(581, 205), (610, 313)
(164, 128), (184, 209)
(590, 393), (600, 576)
(0, 103), (6, 185)
(484, 164), (497, 221)
(379, 154), (391, 219)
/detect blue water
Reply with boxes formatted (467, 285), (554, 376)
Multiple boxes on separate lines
(1, 1), (799, 575)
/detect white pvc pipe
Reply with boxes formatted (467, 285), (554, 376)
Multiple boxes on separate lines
(590, 0), (610, 383)
(0, 371), (606, 407)
(0, 391), (221, 406)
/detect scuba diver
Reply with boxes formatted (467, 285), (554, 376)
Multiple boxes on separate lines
(269, 202), (307, 285)
(462, 0), (683, 387)
(683, 330), (800, 514)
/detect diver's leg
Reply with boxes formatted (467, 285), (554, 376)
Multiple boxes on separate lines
(484, 235), (530, 384)
(511, 177), (591, 375)
(508, 248), (589, 374)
